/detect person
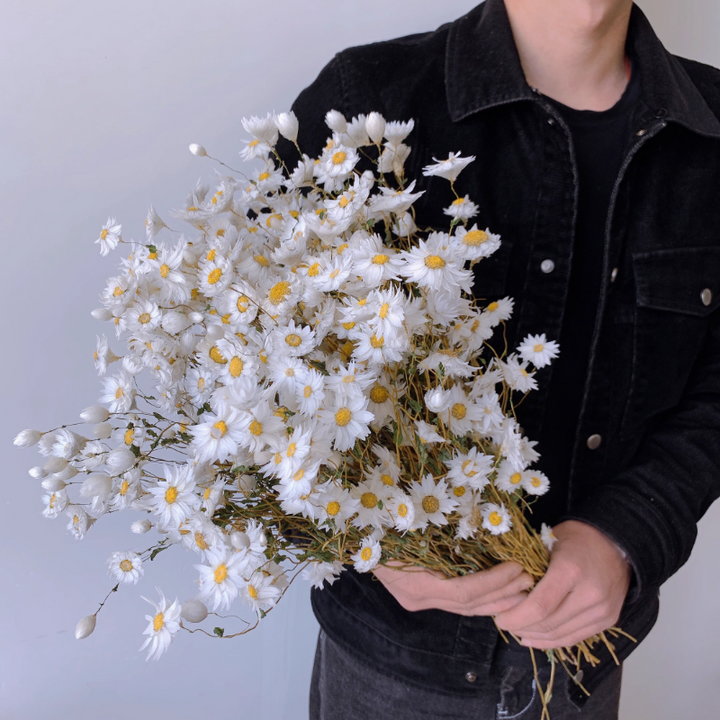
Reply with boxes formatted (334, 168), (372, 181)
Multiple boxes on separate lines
(275, 0), (720, 717)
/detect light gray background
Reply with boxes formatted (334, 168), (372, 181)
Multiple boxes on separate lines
(2, 1), (719, 718)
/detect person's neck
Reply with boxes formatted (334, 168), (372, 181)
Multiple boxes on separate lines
(503, 0), (634, 111)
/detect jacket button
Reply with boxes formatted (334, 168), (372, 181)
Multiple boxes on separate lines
(547, 117), (556, 126)
(465, 671), (477, 683)
(541, 259), (555, 273)
(587, 434), (602, 450)
(610, 267), (619, 283)
(701, 288), (713, 306)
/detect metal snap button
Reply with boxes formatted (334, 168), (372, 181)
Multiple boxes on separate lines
(702, 288), (713, 306)
(586, 434), (602, 450)
(654, 108), (667, 118)
(541, 259), (555, 274)
(636, 129), (647, 136)
(547, 117), (556, 126)
(465, 671), (477, 683)
(610, 267), (618, 283)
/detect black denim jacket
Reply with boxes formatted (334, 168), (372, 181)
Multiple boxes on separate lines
(276, 0), (720, 707)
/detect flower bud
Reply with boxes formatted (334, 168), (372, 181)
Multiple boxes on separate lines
(13, 429), (43, 447)
(42, 477), (67, 492)
(80, 406), (110, 423)
(325, 110), (347, 134)
(93, 422), (113, 439)
(80, 473), (112, 500)
(188, 312), (204, 324)
(365, 112), (386, 144)
(162, 310), (192, 335)
(29, 466), (48, 480)
(206, 324), (224, 341)
(43, 456), (69, 474)
(91, 307), (113, 321)
(131, 519), (152, 534)
(75, 614), (97, 640)
(53, 464), (79, 481)
(189, 143), (207, 157)
(230, 531), (250, 550)
(275, 112), (299, 143)
(106, 448), (136, 474)
(180, 599), (208, 623)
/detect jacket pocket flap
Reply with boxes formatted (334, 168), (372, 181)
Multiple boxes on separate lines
(632, 246), (720, 316)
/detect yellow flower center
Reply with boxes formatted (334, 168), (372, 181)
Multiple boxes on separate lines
(422, 496), (440, 514)
(370, 334), (384, 348)
(207, 268), (223, 285)
(369, 386), (390, 404)
(214, 564), (228, 583)
(327, 500), (341, 516)
(510, 472), (522, 485)
(339, 196), (350, 208)
(249, 139), (259, 148)
(372, 254), (389, 265)
(424, 255), (446, 269)
(303, 386), (312, 398)
(342, 321), (356, 330)
(531, 476), (542, 487)
(229, 357), (244, 378)
(381, 474), (394, 486)
(332, 151), (347, 165)
(335, 408), (352, 426)
(119, 559), (133, 572)
(487, 302), (499, 312)
(254, 254), (269, 267)
(361, 492), (378, 509)
(285, 333), (302, 347)
(463, 230), (489, 246)
(308, 262), (321, 277)
(248, 584), (259, 600)
(115, 387), (124, 399)
(160, 263), (170, 278)
(138, 312), (152, 324)
(533, 343), (544, 353)
(165, 486), (178, 504)
(360, 547), (373, 561)
(153, 613), (164, 632)
(398, 503), (408, 517)
(341, 341), (355, 358)
(236, 295), (249, 313)
(452, 197), (465, 206)
(195, 532), (209, 551)
(489, 511), (503, 526)
(461, 459), (477, 477)
(249, 420), (262, 436)
(269, 281), (291, 305)
(100, 229), (109, 239)
(293, 469), (305, 481)
(113, 286), (124, 296)
(258, 172), (270, 181)
(451, 403), (467, 420)
(213, 420), (228, 437)
(197, 377), (205, 390)
(379, 302), (390, 319)
(453, 486), (466, 497)
(124, 429), (134, 445)
(206, 249), (217, 262)
(120, 479), (129, 495)
(209, 346), (227, 364)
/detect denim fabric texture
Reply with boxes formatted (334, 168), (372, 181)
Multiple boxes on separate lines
(310, 629), (623, 720)
(275, 0), (720, 710)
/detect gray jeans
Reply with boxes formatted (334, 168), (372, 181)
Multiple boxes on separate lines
(309, 629), (623, 720)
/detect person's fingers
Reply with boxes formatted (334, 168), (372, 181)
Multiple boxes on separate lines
(514, 599), (606, 642)
(494, 565), (574, 633)
(518, 618), (609, 650)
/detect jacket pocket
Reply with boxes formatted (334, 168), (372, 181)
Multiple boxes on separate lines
(619, 246), (720, 440)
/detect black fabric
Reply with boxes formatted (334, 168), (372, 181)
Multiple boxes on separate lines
(534, 64), (642, 524)
(275, 0), (720, 708)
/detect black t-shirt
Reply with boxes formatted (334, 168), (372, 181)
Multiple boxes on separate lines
(532, 63), (641, 524)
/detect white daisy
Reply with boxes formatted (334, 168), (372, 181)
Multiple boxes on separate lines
(325, 361), (376, 399)
(500, 354), (538, 393)
(99, 371), (135, 413)
(522, 469), (550, 496)
(349, 232), (403, 286)
(481, 502), (512, 535)
(240, 570), (283, 613)
(444, 195), (479, 221)
(301, 560), (344, 589)
(189, 406), (246, 464)
(483, 297), (515, 324)
(351, 537), (382, 573)
(195, 545), (245, 611)
(452, 225), (502, 261)
(197, 254), (234, 297)
(95, 217), (122, 256)
(139, 589), (182, 661)
(145, 204), (167, 240)
(540, 523), (558, 551)
(445, 448), (494, 491)
(350, 475), (392, 529)
(494, 461), (526, 493)
(41, 488), (68, 518)
(146, 463), (200, 530)
(125, 299), (162, 333)
(399, 232), (473, 293)
(422, 152), (476, 183)
(237, 402), (286, 455)
(318, 394), (374, 451)
(65, 507), (92, 540)
(415, 420), (444, 445)
(271, 320), (316, 358)
(93, 334), (121, 376)
(516, 333), (560, 369)
(315, 483), (360, 526)
(385, 492), (416, 533)
(107, 551), (144, 585)
(407, 474), (458, 531)
(295, 367), (326, 417)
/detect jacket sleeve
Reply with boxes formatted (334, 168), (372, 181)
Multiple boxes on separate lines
(562, 308), (720, 601)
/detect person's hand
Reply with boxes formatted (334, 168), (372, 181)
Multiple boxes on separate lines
(493, 520), (631, 649)
(372, 560), (534, 616)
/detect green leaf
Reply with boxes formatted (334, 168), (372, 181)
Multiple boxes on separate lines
(153, 412), (164, 422)
(259, 609), (267, 619)
(377, 500), (384, 510)
(147, 244), (157, 253)
(149, 544), (170, 561)
(213, 627), (225, 637)
(129, 444), (141, 458)
(437, 362), (445, 380)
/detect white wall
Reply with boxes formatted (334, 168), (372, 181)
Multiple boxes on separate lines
(1, 1), (718, 719)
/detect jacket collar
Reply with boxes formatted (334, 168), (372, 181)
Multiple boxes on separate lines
(445, 0), (720, 139)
